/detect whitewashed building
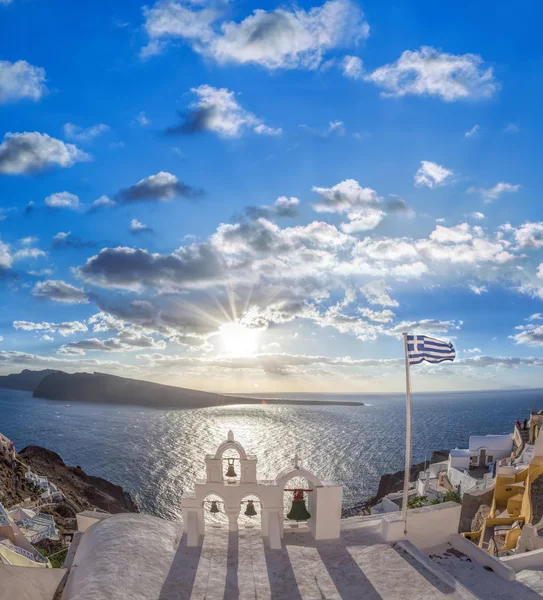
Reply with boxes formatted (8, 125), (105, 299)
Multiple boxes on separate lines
(25, 471), (65, 502)
(0, 503), (50, 568)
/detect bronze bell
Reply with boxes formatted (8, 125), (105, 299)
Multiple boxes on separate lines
(225, 458), (237, 478)
(287, 490), (311, 521)
(209, 500), (220, 513)
(244, 500), (257, 517)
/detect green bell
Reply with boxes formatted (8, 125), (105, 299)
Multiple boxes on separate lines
(209, 500), (220, 514)
(225, 458), (237, 478)
(287, 500), (311, 521)
(287, 489), (311, 521)
(244, 500), (257, 517)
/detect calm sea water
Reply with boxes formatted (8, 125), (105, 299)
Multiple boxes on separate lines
(1, 387), (541, 519)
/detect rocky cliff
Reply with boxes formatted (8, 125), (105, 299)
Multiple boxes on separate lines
(33, 370), (260, 408)
(1, 446), (137, 514)
(0, 369), (58, 391)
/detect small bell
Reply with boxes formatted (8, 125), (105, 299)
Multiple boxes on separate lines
(287, 489), (311, 521)
(225, 458), (237, 478)
(244, 500), (257, 517)
(209, 500), (220, 514)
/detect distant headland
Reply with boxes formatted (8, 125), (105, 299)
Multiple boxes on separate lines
(0, 369), (364, 409)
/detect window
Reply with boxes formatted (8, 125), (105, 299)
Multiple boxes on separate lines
(487, 455), (493, 463)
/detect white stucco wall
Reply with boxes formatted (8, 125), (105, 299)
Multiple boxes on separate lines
(447, 467), (481, 494)
(469, 434), (513, 454)
(380, 502), (462, 550)
(449, 453), (470, 471)
(0, 566), (66, 600)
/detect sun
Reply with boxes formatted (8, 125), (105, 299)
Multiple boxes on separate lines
(219, 322), (259, 356)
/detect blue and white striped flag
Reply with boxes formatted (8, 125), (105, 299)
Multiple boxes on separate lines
(407, 335), (455, 365)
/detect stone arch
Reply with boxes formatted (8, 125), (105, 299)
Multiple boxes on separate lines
(238, 491), (266, 530)
(275, 467), (323, 490)
(238, 490), (267, 510)
(214, 441), (247, 461)
(201, 489), (229, 510)
(213, 431), (248, 461)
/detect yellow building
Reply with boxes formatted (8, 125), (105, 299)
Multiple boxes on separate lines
(462, 433), (543, 555)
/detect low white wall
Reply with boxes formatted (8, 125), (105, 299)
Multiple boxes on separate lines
(448, 468), (479, 494)
(429, 461), (448, 478)
(449, 534), (516, 581)
(382, 497), (400, 513)
(76, 512), (112, 533)
(381, 502), (461, 550)
(501, 547), (543, 573)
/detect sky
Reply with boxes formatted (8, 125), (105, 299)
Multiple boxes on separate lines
(1, 0), (543, 394)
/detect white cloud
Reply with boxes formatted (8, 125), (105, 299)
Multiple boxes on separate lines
(358, 308), (395, 323)
(528, 313), (543, 321)
(312, 179), (382, 214)
(468, 283), (487, 295)
(465, 124), (480, 138)
(63, 123), (110, 142)
(134, 111), (150, 126)
(300, 120), (346, 138)
(130, 218), (153, 234)
(466, 348), (481, 353)
(0, 349), (135, 372)
(312, 179), (387, 232)
(352, 131), (371, 142)
(142, 0), (369, 70)
(414, 160), (453, 188)
(341, 209), (385, 233)
(14, 320), (88, 337)
(0, 60), (47, 104)
(430, 223), (471, 244)
(342, 55), (364, 79)
(33, 280), (88, 303)
(115, 171), (194, 204)
(366, 46), (498, 101)
(92, 195), (115, 208)
(360, 280), (399, 307)
(504, 123), (519, 133)
(387, 318), (461, 338)
(20, 236), (38, 245)
(0, 241), (12, 270)
(0, 132), (90, 174)
(254, 123), (282, 136)
(178, 85), (281, 138)
(45, 191), (80, 209)
(12, 247), (46, 260)
(469, 212), (485, 220)
(59, 329), (166, 354)
(508, 222), (543, 249)
(510, 323), (543, 346)
(468, 182), (520, 203)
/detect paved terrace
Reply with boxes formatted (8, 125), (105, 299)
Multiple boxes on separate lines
(59, 512), (543, 600)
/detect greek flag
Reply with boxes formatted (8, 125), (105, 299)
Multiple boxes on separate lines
(407, 335), (455, 365)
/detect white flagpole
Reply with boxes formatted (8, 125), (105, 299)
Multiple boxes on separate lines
(401, 332), (412, 534)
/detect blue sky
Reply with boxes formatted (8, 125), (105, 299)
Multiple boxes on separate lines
(1, 0), (543, 393)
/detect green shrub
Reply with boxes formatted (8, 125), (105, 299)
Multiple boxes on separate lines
(407, 495), (427, 509)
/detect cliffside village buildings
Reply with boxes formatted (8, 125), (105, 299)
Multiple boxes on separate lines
(6, 420), (543, 598)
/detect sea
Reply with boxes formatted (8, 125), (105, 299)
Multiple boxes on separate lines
(0, 387), (541, 520)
